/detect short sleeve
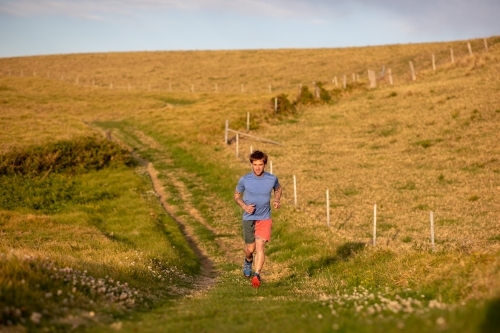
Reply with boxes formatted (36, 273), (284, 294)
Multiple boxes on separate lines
(236, 177), (245, 193)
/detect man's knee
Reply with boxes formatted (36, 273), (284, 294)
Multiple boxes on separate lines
(245, 242), (256, 252)
(255, 238), (266, 252)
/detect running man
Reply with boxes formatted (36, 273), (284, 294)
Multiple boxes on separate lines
(234, 150), (282, 288)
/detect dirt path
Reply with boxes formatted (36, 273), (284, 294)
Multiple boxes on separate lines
(104, 127), (247, 295)
(145, 162), (218, 292)
(131, 129), (291, 285)
(96, 125), (289, 298)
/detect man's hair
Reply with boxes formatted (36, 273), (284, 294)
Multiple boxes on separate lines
(249, 150), (268, 164)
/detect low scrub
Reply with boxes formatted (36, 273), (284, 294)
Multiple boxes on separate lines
(0, 135), (135, 177)
(0, 136), (135, 213)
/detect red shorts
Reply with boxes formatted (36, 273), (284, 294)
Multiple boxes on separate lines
(255, 219), (272, 242)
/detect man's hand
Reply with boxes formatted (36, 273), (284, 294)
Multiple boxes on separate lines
(235, 191), (255, 214)
(245, 204), (256, 214)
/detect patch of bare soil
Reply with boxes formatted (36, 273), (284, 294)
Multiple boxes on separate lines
(102, 127), (252, 293)
(145, 162), (218, 292)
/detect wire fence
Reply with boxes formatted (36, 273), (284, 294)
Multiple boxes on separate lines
(1, 38), (497, 96)
(1, 37), (498, 253)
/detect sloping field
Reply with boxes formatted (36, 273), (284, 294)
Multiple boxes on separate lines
(1, 36), (499, 332)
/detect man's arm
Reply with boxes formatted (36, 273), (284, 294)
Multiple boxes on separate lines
(235, 191), (256, 214)
(273, 186), (282, 209)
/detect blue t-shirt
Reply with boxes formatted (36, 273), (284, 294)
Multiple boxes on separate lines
(236, 171), (280, 220)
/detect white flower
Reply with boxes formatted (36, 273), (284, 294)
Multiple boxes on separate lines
(436, 317), (446, 326)
(110, 321), (123, 330)
(30, 312), (42, 324)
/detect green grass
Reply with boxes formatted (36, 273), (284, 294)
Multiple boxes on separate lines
(0, 138), (199, 330)
(1, 38), (499, 332)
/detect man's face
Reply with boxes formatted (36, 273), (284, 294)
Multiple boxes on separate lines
(251, 159), (265, 177)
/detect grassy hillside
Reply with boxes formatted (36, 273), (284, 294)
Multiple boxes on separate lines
(1, 37), (499, 332)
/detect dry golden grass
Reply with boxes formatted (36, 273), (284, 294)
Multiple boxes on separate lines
(1, 37), (497, 94)
(1, 36), (499, 303)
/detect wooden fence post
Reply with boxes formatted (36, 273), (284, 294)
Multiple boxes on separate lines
(246, 112), (250, 132)
(468, 42), (473, 56)
(236, 133), (239, 157)
(270, 160), (273, 174)
(224, 120), (229, 144)
(373, 204), (377, 246)
(432, 54), (436, 71)
(293, 175), (297, 207)
(368, 70), (376, 88)
(326, 189), (330, 228)
(409, 61), (416, 81)
(430, 211), (435, 252)
(450, 48), (455, 63)
(388, 68), (393, 85)
(334, 76), (338, 87)
(484, 38), (489, 52)
(274, 97), (278, 112)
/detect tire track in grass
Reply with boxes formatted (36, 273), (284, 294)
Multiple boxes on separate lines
(106, 127), (247, 294)
(144, 161), (217, 293)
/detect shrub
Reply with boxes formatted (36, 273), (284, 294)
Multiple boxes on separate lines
(316, 82), (331, 103)
(295, 85), (315, 105)
(0, 136), (134, 212)
(0, 136), (135, 177)
(270, 93), (296, 114)
(336, 242), (366, 260)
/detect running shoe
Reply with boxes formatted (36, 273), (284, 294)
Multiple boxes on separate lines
(251, 273), (261, 288)
(243, 259), (252, 278)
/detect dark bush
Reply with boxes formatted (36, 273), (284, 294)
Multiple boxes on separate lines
(316, 82), (331, 103)
(336, 242), (366, 260)
(295, 85), (315, 105)
(270, 93), (296, 114)
(0, 136), (135, 177)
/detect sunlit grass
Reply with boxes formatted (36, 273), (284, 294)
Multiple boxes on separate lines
(0, 36), (499, 331)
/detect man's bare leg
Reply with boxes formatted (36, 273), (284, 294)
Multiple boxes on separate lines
(244, 242), (255, 262)
(254, 238), (266, 274)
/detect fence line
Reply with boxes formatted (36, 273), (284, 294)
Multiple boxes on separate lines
(236, 153), (498, 250)
(1, 38), (494, 94)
